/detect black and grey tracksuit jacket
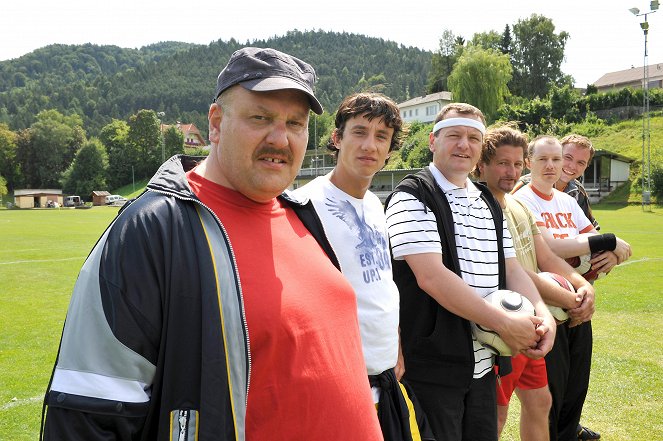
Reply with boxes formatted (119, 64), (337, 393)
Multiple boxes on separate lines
(43, 155), (334, 441)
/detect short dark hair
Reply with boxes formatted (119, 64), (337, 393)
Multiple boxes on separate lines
(327, 93), (406, 163)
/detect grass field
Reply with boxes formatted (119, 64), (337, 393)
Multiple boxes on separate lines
(1, 204), (661, 440)
(501, 204), (663, 440)
(0, 207), (120, 440)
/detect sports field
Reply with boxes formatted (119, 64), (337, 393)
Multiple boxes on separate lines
(0, 204), (661, 440)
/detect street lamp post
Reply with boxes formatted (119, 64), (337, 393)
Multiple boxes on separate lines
(630, 1), (659, 211)
(313, 115), (318, 177)
(157, 111), (166, 163)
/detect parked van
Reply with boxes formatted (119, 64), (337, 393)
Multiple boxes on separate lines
(105, 195), (127, 205)
(64, 195), (82, 207)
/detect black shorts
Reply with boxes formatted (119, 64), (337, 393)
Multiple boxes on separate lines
(406, 370), (497, 441)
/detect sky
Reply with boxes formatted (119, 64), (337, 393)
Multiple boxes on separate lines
(3, 0), (662, 87)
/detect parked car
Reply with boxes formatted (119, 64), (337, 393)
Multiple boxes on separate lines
(105, 195), (127, 206)
(64, 195), (83, 207)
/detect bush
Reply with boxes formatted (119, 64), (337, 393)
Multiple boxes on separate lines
(651, 166), (663, 201)
(585, 84), (598, 95)
(568, 112), (608, 138)
(549, 85), (581, 122)
(184, 147), (210, 157)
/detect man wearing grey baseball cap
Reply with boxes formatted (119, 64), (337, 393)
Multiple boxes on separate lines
(43, 47), (382, 440)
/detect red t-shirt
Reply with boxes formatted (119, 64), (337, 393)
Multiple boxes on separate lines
(187, 170), (382, 440)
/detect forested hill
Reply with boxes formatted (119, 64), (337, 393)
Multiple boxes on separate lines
(0, 30), (432, 136)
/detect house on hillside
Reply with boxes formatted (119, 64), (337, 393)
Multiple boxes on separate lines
(14, 189), (63, 208)
(593, 62), (663, 93)
(398, 91), (453, 124)
(161, 122), (207, 148)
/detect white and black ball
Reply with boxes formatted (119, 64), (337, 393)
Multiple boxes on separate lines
(471, 289), (535, 356)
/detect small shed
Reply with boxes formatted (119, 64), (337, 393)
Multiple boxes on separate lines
(581, 150), (635, 202)
(14, 189), (63, 208)
(90, 190), (111, 206)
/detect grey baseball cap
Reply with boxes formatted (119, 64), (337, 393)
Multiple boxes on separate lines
(214, 47), (323, 115)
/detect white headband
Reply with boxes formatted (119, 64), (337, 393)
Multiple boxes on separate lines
(432, 117), (486, 135)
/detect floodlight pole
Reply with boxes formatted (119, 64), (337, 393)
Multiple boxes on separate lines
(157, 111), (166, 163)
(630, 4), (657, 211)
(314, 115), (318, 176)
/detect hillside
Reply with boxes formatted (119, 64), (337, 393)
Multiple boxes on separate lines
(0, 31), (432, 137)
(568, 112), (663, 203)
(583, 113), (663, 165)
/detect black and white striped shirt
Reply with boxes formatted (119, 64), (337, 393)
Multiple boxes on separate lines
(386, 164), (515, 378)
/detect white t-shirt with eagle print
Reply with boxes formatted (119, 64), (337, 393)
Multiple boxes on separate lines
(293, 174), (399, 377)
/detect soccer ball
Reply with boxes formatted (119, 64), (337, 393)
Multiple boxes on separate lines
(538, 272), (574, 323)
(471, 289), (535, 356)
(565, 253), (607, 282)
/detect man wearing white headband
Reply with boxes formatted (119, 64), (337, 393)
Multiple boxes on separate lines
(386, 103), (555, 440)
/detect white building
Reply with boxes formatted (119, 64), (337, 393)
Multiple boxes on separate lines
(581, 151), (634, 202)
(398, 91), (453, 124)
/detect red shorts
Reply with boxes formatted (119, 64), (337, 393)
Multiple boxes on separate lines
(496, 354), (548, 406)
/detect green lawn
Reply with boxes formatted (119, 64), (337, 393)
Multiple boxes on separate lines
(0, 207), (120, 440)
(501, 204), (663, 440)
(1, 204), (661, 440)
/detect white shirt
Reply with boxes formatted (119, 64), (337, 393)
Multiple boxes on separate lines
(293, 175), (399, 376)
(513, 184), (594, 238)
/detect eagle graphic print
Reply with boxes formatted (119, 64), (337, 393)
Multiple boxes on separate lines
(325, 197), (391, 284)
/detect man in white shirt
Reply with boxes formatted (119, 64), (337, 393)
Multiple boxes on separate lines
(512, 136), (631, 441)
(385, 103), (555, 441)
(294, 92), (433, 441)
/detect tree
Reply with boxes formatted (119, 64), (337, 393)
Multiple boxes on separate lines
(471, 31), (502, 52)
(15, 110), (86, 188)
(163, 125), (184, 158)
(510, 14), (570, 98)
(386, 121), (433, 169)
(62, 138), (108, 197)
(428, 30), (463, 93)
(14, 129), (32, 188)
(549, 84), (581, 122)
(127, 109), (162, 179)
(0, 123), (18, 191)
(500, 25), (512, 55)
(447, 45), (513, 122)
(0, 175), (7, 202)
(308, 112), (335, 151)
(651, 166), (663, 202)
(355, 73), (387, 94)
(33, 110), (86, 165)
(100, 119), (134, 190)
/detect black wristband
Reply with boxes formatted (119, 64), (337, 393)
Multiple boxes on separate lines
(588, 233), (617, 253)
